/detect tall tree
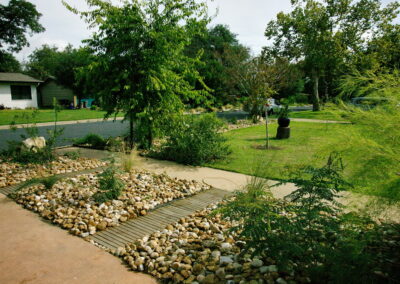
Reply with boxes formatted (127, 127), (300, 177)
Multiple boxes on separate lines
(25, 45), (60, 80)
(0, 52), (21, 72)
(0, 0), (44, 68)
(186, 24), (250, 106)
(225, 51), (276, 120)
(54, 46), (93, 100)
(361, 24), (400, 71)
(64, 0), (209, 148)
(265, 0), (400, 111)
(26, 44), (93, 99)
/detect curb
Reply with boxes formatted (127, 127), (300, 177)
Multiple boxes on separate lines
(0, 117), (125, 130)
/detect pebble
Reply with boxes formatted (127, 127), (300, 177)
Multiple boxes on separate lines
(221, 242), (232, 252)
(220, 256), (234, 265)
(216, 267), (225, 279)
(276, 278), (288, 284)
(266, 265), (278, 273)
(251, 259), (264, 268)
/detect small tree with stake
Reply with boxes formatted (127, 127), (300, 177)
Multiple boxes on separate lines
(64, 0), (210, 149)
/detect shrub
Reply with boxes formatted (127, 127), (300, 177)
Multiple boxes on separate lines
(63, 151), (80, 160)
(74, 133), (107, 149)
(155, 113), (230, 165)
(8, 146), (56, 164)
(217, 153), (400, 282)
(92, 161), (124, 203)
(1, 110), (62, 164)
(227, 117), (238, 125)
(215, 175), (293, 260)
(105, 136), (125, 152)
(331, 70), (400, 199)
(285, 93), (309, 105)
(218, 154), (346, 272)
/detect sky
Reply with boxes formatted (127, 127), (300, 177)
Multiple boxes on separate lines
(0, 0), (397, 61)
(1, 0), (293, 61)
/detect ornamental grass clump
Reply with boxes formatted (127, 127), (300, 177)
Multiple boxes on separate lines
(121, 150), (136, 173)
(15, 175), (61, 192)
(73, 133), (107, 149)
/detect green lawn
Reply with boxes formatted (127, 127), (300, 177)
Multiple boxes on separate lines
(207, 121), (399, 200)
(0, 109), (124, 125)
(206, 121), (346, 180)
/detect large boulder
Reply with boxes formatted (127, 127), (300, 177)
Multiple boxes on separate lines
(22, 137), (46, 152)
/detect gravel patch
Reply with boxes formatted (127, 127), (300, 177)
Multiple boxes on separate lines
(112, 204), (307, 284)
(12, 170), (211, 237)
(0, 157), (106, 188)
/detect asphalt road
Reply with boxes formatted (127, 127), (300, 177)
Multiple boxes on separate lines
(0, 107), (312, 151)
(0, 120), (129, 151)
(0, 111), (250, 151)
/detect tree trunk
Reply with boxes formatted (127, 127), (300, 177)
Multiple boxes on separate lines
(324, 78), (329, 104)
(147, 119), (153, 149)
(129, 112), (134, 149)
(312, 72), (321, 111)
(265, 108), (269, 149)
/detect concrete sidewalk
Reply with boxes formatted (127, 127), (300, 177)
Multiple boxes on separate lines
(291, 118), (350, 124)
(0, 117), (124, 130)
(0, 116), (348, 131)
(132, 155), (297, 198)
(56, 147), (297, 199)
(0, 194), (156, 284)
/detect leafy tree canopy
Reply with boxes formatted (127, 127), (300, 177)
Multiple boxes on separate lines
(186, 24), (251, 106)
(0, 0), (44, 53)
(264, 0), (400, 110)
(25, 44), (93, 98)
(0, 51), (21, 72)
(64, 0), (210, 148)
(26, 45), (60, 80)
(359, 24), (400, 71)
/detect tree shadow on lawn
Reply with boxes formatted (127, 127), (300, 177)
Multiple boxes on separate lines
(245, 137), (286, 142)
(251, 144), (284, 151)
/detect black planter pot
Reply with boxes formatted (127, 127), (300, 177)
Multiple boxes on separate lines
(278, 117), (291, 127)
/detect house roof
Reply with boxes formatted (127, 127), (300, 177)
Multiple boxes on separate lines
(0, 73), (42, 83)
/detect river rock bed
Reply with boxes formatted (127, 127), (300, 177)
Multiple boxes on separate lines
(114, 205), (306, 284)
(225, 119), (272, 132)
(0, 156), (106, 188)
(13, 170), (211, 237)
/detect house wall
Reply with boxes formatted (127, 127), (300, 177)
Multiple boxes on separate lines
(0, 84), (38, 109)
(40, 80), (75, 107)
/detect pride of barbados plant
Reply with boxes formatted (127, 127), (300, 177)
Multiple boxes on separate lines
(217, 153), (349, 270)
(93, 158), (124, 204)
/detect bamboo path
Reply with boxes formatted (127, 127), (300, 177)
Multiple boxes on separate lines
(91, 188), (230, 250)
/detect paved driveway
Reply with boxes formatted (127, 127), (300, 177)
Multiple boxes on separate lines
(0, 194), (156, 284)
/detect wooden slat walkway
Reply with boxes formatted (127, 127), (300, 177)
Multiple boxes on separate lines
(0, 167), (104, 196)
(91, 188), (231, 250)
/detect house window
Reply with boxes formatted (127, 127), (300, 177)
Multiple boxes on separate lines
(11, 85), (32, 100)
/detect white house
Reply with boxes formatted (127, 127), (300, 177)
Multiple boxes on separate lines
(0, 73), (42, 109)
